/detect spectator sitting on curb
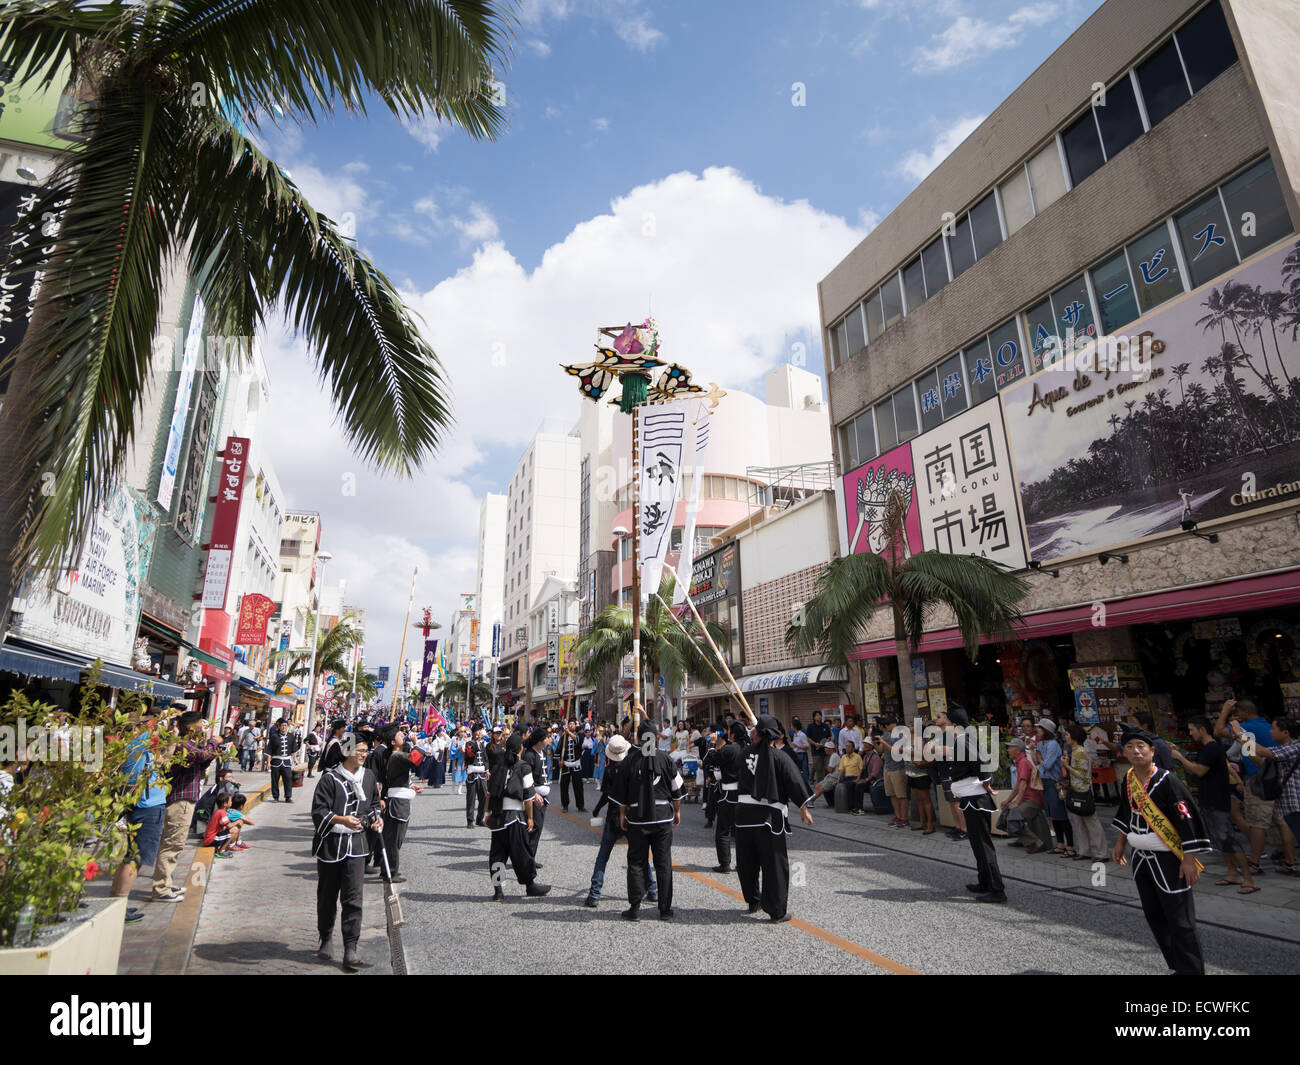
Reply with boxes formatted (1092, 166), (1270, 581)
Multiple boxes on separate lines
(227, 793), (255, 851)
(204, 792), (236, 858)
(810, 740), (841, 808)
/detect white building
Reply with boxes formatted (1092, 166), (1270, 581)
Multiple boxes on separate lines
(526, 576), (579, 717)
(475, 493), (506, 676)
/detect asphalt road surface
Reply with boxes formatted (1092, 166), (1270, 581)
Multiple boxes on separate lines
(396, 785), (1300, 975)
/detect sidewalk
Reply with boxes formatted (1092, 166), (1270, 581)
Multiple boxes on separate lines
(91, 767), (392, 974)
(806, 802), (1300, 943)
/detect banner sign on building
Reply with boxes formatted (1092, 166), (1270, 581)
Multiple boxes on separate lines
(0, 54), (92, 149)
(201, 436), (251, 609)
(157, 296), (204, 512)
(491, 621), (500, 658)
(546, 633), (559, 692)
(0, 181), (46, 363)
(235, 592), (276, 645)
(1001, 239), (1300, 562)
(913, 399), (1028, 570)
(469, 615), (479, 654)
(377, 665), (389, 685)
(460, 592), (477, 612)
(841, 441), (922, 557)
(639, 402), (689, 601)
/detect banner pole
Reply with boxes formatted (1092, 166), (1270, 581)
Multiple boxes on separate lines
(662, 562), (755, 725)
(391, 566), (417, 719)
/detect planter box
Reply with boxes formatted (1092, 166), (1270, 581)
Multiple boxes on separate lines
(0, 897), (126, 975)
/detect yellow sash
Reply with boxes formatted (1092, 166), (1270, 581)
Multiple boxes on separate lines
(1125, 769), (1203, 873)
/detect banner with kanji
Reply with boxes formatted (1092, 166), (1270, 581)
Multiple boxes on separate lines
(638, 402), (688, 602)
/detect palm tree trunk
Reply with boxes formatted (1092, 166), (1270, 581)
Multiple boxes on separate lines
(893, 610), (922, 725)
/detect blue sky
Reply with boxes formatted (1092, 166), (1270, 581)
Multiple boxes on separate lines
(257, 0), (1104, 678)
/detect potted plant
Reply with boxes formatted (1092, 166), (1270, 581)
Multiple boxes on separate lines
(0, 671), (179, 973)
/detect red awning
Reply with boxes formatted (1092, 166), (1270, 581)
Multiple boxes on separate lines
(849, 569), (1300, 660)
(269, 698), (294, 709)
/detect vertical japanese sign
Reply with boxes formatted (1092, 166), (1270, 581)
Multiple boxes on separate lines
(546, 632), (559, 692)
(0, 180), (46, 372)
(158, 296), (204, 511)
(201, 436), (250, 609)
(491, 621), (500, 658)
(639, 402), (688, 600)
(911, 398), (1028, 569)
(418, 638), (438, 700)
(841, 441), (922, 557)
(378, 665), (390, 685)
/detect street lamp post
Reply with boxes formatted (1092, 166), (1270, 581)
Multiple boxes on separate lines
(303, 550), (333, 738)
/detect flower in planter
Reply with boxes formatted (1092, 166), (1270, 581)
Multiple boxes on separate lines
(84, 860), (100, 881)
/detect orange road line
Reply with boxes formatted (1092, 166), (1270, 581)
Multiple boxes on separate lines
(552, 807), (919, 975)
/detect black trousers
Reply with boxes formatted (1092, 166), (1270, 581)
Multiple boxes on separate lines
(1135, 859), (1204, 975)
(528, 802), (545, 857)
(736, 825), (790, 919)
(489, 819), (536, 886)
(465, 775), (486, 826)
(306, 751), (319, 777)
(963, 802), (1004, 895)
(382, 799), (410, 875)
(270, 763), (294, 800)
(560, 769), (585, 811)
(316, 856), (364, 945)
(715, 800), (737, 867)
(627, 821), (673, 914)
(704, 782), (718, 825)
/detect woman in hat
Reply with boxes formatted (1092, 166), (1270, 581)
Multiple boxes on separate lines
(1032, 718), (1074, 855)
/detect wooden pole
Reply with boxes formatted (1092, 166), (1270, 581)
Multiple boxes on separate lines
(390, 566), (417, 719)
(631, 404), (642, 734)
(654, 593), (748, 719)
(662, 562), (755, 725)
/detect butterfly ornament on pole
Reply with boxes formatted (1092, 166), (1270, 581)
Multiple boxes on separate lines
(562, 319), (722, 413)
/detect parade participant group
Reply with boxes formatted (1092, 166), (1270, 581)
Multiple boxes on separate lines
(303, 698), (1298, 977)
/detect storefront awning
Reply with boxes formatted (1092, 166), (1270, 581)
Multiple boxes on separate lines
(184, 643), (230, 671)
(0, 642), (184, 699)
(139, 614), (184, 644)
(687, 664), (847, 700)
(848, 569), (1300, 659)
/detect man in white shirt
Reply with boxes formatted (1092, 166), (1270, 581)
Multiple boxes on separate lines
(658, 721), (673, 753)
(790, 725), (811, 784)
(838, 715), (864, 756)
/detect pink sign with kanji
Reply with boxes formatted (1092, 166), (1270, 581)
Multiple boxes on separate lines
(201, 436), (250, 609)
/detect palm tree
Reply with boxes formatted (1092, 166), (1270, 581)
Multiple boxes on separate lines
(435, 671), (491, 711)
(271, 613), (362, 723)
(575, 575), (731, 719)
(0, 1), (508, 610)
(333, 670), (379, 709)
(786, 490), (1029, 725)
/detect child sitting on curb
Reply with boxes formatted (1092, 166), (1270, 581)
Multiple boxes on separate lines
(204, 792), (235, 858)
(227, 793), (255, 850)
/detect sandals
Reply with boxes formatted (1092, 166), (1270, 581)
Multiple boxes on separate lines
(1238, 885), (1261, 895)
(1058, 849), (1077, 858)
(1214, 878), (1242, 886)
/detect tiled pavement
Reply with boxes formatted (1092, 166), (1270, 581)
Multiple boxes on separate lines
(808, 800), (1300, 943)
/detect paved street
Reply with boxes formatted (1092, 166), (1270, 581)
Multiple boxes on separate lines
(397, 785), (1300, 976)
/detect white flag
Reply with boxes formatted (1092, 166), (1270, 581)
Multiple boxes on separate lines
(673, 401), (711, 605)
(638, 403), (689, 603)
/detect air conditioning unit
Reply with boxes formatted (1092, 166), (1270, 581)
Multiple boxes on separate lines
(802, 395), (822, 410)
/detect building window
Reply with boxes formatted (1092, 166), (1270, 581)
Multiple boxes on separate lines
(829, 319), (844, 366)
(1135, 37), (1190, 127)
(920, 237), (949, 298)
(1094, 73), (1145, 160)
(946, 213), (976, 279)
(999, 167), (1034, 237)
(964, 337), (997, 406)
(1049, 274), (1097, 357)
(1175, 0), (1237, 93)
(1060, 112), (1104, 187)
(989, 319), (1025, 390)
(1175, 191), (1236, 288)
(916, 369), (943, 433)
(1026, 142), (1067, 215)
(1126, 220), (1183, 312)
(1221, 157), (1291, 260)
(1025, 296), (1059, 372)
(938, 353), (968, 419)
(880, 273), (904, 331)
(891, 383), (919, 443)
(1090, 249), (1140, 334)
(969, 192), (1003, 258)
(841, 409), (876, 470)
(844, 303), (866, 358)
(864, 289), (885, 343)
(902, 256), (925, 312)
(875, 396), (897, 453)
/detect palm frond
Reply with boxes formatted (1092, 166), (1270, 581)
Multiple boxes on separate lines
(896, 553), (1028, 658)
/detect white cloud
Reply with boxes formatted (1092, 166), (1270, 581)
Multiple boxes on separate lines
(401, 113), (449, 151)
(452, 203), (500, 244)
(518, 0), (663, 52)
(414, 196), (439, 222)
(614, 13), (664, 51)
(527, 39), (552, 57)
(914, 3), (1060, 72)
(857, 207), (882, 232)
(896, 113), (986, 183)
(543, 105), (562, 119)
(284, 163), (370, 230)
(257, 167), (862, 675)
(591, 116), (610, 132)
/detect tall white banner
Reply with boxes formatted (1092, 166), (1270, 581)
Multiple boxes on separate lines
(672, 400), (711, 605)
(638, 403), (689, 603)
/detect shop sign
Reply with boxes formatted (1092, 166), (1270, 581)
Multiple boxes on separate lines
(738, 669), (814, 692)
(1002, 240), (1300, 562)
(546, 633), (559, 692)
(841, 439), (922, 557)
(11, 481), (146, 665)
(690, 541), (739, 607)
(157, 297), (204, 513)
(235, 592), (276, 645)
(201, 436), (250, 609)
(0, 53), (92, 149)
(1193, 617), (1242, 639)
(0, 180), (46, 362)
(913, 398), (1028, 569)
(1069, 666), (1118, 690)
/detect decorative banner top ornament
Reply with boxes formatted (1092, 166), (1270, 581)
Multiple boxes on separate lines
(561, 319), (726, 413)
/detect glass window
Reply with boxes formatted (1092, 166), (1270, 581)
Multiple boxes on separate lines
(1090, 250), (1140, 334)
(1000, 169), (1034, 236)
(854, 410), (877, 465)
(880, 273), (904, 331)
(844, 303), (866, 357)
(875, 397), (897, 453)
(921, 237), (949, 297)
(830, 319), (845, 367)
(1094, 75), (1145, 160)
(1136, 38), (1190, 127)
(1061, 112), (1105, 186)
(840, 424), (858, 470)
(938, 353), (968, 419)
(864, 289), (885, 342)
(947, 214), (976, 278)
(903, 256), (926, 312)
(1050, 275), (1097, 356)
(969, 192), (1003, 258)
(1127, 221), (1184, 312)
(964, 337), (997, 406)
(989, 319), (1026, 390)
(1024, 297), (1060, 373)
(892, 384), (919, 442)
(1027, 142), (1068, 214)
(916, 370), (943, 433)
(1221, 157), (1293, 259)
(1176, 0), (1237, 93)
(1175, 192), (1237, 288)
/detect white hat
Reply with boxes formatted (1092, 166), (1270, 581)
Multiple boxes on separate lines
(606, 735), (631, 763)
